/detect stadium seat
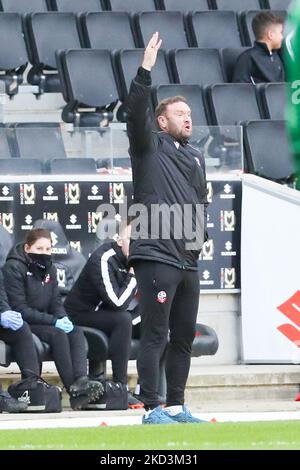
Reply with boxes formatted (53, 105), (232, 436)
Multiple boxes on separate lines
(0, 125), (12, 158)
(81, 12), (137, 50)
(243, 120), (295, 182)
(265, 0), (291, 11)
(153, 84), (209, 125)
(259, 82), (286, 120)
(220, 47), (251, 82)
(212, 0), (262, 11)
(57, 49), (119, 126)
(107, 0), (158, 11)
(32, 218), (86, 296)
(0, 224), (14, 268)
(135, 11), (190, 49)
(0, 0), (49, 12)
(10, 122), (66, 162)
(187, 11), (243, 48)
(207, 83), (262, 125)
(48, 157), (97, 174)
(161, 0), (210, 11)
(25, 13), (83, 93)
(0, 158), (43, 174)
(170, 48), (225, 86)
(116, 49), (172, 102)
(52, 0), (103, 12)
(240, 10), (287, 46)
(0, 13), (28, 96)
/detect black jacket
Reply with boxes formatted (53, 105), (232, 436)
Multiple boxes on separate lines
(232, 41), (284, 84)
(126, 67), (208, 271)
(65, 241), (137, 315)
(0, 269), (10, 315)
(3, 244), (66, 325)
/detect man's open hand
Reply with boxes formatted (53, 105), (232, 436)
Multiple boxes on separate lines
(142, 32), (162, 71)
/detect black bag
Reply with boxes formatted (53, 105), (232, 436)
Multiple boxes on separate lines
(8, 376), (62, 413)
(85, 380), (128, 410)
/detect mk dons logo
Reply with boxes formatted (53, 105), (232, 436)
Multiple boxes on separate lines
(20, 184), (36, 205)
(56, 269), (66, 288)
(110, 183), (125, 204)
(65, 183), (80, 204)
(43, 212), (58, 221)
(88, 211), (103, 233)
(0, 213), (14, 233)
(220, 210), (236, 232)
(201, 239), (214, 261)
(221, 268), (236, 289)
(70, 241), (81, 253)
(206, 182), (213, 204)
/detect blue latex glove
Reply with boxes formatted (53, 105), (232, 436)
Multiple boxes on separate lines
(0, 311), (23, 331)
(55, 316), (74, 333)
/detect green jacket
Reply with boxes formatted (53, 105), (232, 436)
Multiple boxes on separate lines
(285, 0), (300, 188)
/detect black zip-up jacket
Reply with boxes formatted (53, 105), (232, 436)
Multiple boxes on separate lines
(0, 269), (11, 316)
(126, 67), (208, 271)
(232, 41), (285, 84)
(3, 244), (66, 325)
(65, 241), (137, 315)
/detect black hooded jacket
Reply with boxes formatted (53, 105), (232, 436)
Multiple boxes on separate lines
(3, 243), (66, 325)
(65, 241), (137, 315)
(232, 41), (284, 83)
(126, 67), (208, 271)
(0, 269), (10, 315)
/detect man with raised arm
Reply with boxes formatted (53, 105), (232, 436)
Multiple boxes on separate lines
(126, 32), (208, 424)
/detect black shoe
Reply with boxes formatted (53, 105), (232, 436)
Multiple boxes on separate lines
(133, 393), (166, 407)
(69, 377), (104, 408)
(0, 392), (28, 413)
(128, 392), (144, 409)
(69, 394), (90, 411)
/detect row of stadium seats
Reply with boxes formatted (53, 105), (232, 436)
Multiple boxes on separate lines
(0, 0), (291, 14)
(0, 11), (286, 95)
(0, 120), (294, 183)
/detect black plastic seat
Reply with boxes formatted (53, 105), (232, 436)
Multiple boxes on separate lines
(0, 13), (28, 96)
(240, 10), (287, 46)
(11, 123), (66, 162)
(53, 0), (103, 12)
(107, 0), (157, 11)
(135, 11), (190, 48)
(0, 0), (49, 12)
(81, 12), (137, 50)
(265, 0), (291, 10)
(57, 49), (120, 126)
(116, 48), (172, 101)
(170, 48), (225, 86)
(26, 12), (83, 93)
(259, 82), (286, 120)
(153, 84), (209, 125)
(244, 120), (294, 182)
(0, 125), (11, 158)
(49, 157), (97, 174)
(188, 10), (243, 48)
(212, 0), (262, 11)
(161, 0), (210, 11)
(220, 47), (251, 82)
(207, 83), (262, 125)
(0, 158), (43, 174)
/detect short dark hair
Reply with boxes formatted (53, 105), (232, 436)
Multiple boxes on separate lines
(25, 228), (52, 247)
(252, 11), (284, 41)
(155, 95), (188, 118)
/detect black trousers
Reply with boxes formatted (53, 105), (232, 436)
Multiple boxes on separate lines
(133, 261), (200, 408)
(73, 309), (132, 385)
(0, 322), (40, 378)
(30, 325), (87, 391)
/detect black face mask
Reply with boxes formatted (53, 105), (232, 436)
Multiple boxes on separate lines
(28, 253), (52, 272)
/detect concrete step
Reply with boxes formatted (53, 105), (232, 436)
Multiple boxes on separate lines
(1, 364), (300, 410)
